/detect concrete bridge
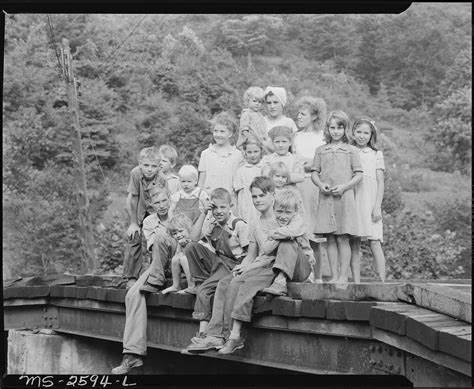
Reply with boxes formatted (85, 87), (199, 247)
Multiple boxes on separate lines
(3, 275), (472, 387)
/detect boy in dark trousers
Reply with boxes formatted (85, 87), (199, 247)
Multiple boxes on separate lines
(184, 188), (249, 339)
(123, 146), (167, 288)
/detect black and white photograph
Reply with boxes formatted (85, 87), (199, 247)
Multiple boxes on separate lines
(2, 4), (472, 387)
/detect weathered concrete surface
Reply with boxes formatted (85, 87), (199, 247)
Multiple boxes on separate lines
(288, 282), (400, 301)
(7, 329), (121, 374)
(397, 283), (472, 323)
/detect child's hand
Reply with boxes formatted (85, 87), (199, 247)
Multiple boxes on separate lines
(330, 184), (346, 196)
(308, 254), (316, 266)
(372, 207), (382, 222)
(126, 223), (140, 240)
(320, 182), (332, 195)
(203, 199), (215, 213)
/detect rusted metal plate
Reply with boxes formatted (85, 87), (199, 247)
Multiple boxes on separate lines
(372, 327), (471, 377)
(405, 352), (471, 387)
(368, 343), (405, 375)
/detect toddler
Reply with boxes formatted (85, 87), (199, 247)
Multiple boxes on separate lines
(198, 111), (243, 200)
(311, 110), (363, 283)
(159, 145), (181, 195)
(161, 213), (195, 294)
(168, 165), (209, 224)
(233, 135), (265, 223)
(236, 86), (269, 152)
(350, 117), (386, 283)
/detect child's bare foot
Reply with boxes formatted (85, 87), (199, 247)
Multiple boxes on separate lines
(162, 285), (181, 295)
(335, 277), (349, 284)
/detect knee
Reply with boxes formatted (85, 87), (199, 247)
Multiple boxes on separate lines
(185, 241), (200, 256)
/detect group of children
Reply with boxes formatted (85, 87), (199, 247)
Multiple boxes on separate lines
(112, 85), (387, 373)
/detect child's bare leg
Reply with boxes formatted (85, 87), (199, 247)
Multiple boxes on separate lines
(162, 256), (182, 294)
(369, 240), (386, 282)
(179, 255), (195, 289)
(350, 238), (361, 284)
(326, 235), (339, 282)
(336, 235), (351, 283)
(310, 240), (323, 282)
(199, 321), (209, 334)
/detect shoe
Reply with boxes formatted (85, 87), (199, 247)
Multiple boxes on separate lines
(262, 279), (287, 296)
(187, 336), (224, 352)
(111, 354), (143, 374)
(218, 338), (244, 355)
(126, 279), (136, 289)
(139, 283), (162, 294)
(191, 331), (206, 344)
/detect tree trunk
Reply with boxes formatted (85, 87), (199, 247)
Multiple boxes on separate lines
(61, 38), (97, 274)
(247, 50), (252, 70)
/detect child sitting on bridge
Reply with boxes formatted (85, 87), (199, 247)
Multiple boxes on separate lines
(185, 188), (249, 339)
(123, 146), (168, 289)
(112, 187), (176, 374)
(185, 178), (312, 355)
(161, 213), (195, 295)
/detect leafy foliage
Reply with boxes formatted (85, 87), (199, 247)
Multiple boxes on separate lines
(3, 9), (471, 278)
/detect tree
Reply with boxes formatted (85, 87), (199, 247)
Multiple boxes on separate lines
(425, 49), (472, 174)
(217, 15), (283, 69)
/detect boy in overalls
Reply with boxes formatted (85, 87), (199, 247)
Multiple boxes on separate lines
(184, 188), (249, 339)
(168, 165), (209, 225)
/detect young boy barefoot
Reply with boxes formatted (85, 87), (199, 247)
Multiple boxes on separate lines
(161, 213), (195, 295)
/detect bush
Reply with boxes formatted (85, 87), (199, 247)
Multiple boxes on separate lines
(95, 216), (129, 274)
(373, 209), (467, 280)
(381, 167), (404, 215)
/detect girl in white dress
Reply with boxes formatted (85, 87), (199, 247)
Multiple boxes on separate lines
(349, 117), (386, 283)
(293, 96), (327, 283)
(234, 136), (264, 224)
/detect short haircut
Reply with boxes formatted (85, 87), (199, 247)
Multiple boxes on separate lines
(243, 86), (265, 107)
(324, 110), (351, 144)
(178, 164), (198, 180)
(167, 212), (193, 234)
(274, 189), (299, 212)
(210, 111), (238, 134)
(149, 185), (170, 200)
(250, 176), (275, 194)
(351, 117), (379, 151)
(139, 146), (161, 162)
(268, 126), (293, 141)
(159, 145), (178, 166)
(295, 96), (327, 132)
(269, 162), (290, 183)
(210, 187), (232, 204)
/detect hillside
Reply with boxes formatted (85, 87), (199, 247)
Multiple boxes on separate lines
(3, 8), (471, 280)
